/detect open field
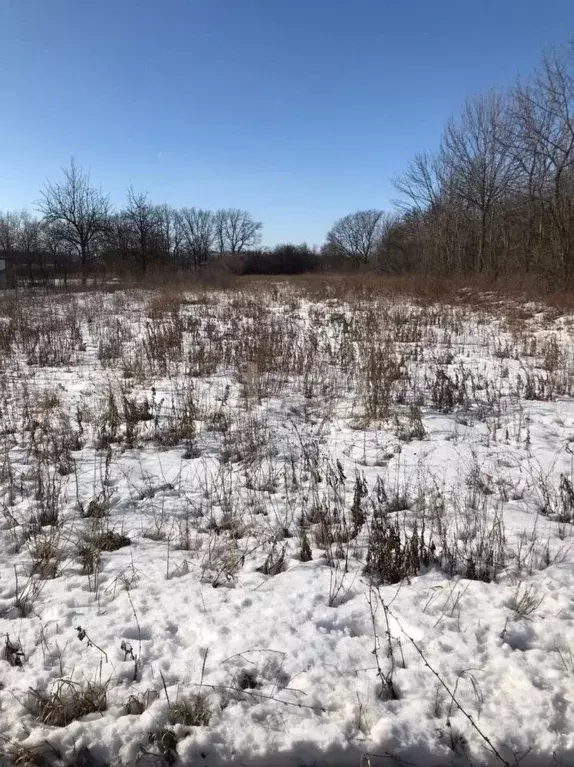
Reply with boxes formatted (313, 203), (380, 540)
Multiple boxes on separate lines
(1, 278), (574, 766)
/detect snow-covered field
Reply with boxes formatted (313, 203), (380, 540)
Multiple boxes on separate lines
(1, 280), (574, 767)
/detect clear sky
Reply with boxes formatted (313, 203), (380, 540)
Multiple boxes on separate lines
(0, 0), (572, 246)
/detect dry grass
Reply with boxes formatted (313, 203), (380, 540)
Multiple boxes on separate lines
(27, 531), (62, 579)
(0, 274), (573, 762)
(168, 694), (211, 726)
(28, 680), (107, 727)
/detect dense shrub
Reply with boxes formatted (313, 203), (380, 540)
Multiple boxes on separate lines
(239, 244), (319, 275)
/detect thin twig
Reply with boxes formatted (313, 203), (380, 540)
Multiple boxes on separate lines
(384, 597), (511, 767)
(188, 681), (326, 712)
(159, 670), (171, 706)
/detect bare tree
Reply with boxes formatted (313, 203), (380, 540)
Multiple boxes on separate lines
(393, 152), (462, 274)
(155, 204), (184, 265)
(393, 152), (445, 214)
(326, 209), (386, 265)
(38, 158), (111, 284)
(0, 211), (21, 252)
(509, 47), (574, 279)
(214, 208), (262, 256)
(177, 207), (215, 267)
(17, 211), (44, 283)
(0, 211), (45, 284)
(124, 187), (161, 273)
(41, 221), (75, 287)
(441, 91), (518, 273)
(17, 210), (42, 253)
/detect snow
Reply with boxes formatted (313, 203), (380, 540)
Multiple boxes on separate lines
(1, 284), (574, 766)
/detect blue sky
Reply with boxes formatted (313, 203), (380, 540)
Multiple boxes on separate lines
(0, 0), (572, 246)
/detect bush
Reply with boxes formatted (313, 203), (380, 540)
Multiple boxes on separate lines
(239, 244), (318, 275)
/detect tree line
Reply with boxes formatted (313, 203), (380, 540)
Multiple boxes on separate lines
(388, 41), (574, 281)
(2, 42), (574, 285)
(0, 160), (265, 285)
(322, 42), (574, 282)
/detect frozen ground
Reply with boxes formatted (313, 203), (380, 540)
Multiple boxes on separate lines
(0, 281), (574, 766)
